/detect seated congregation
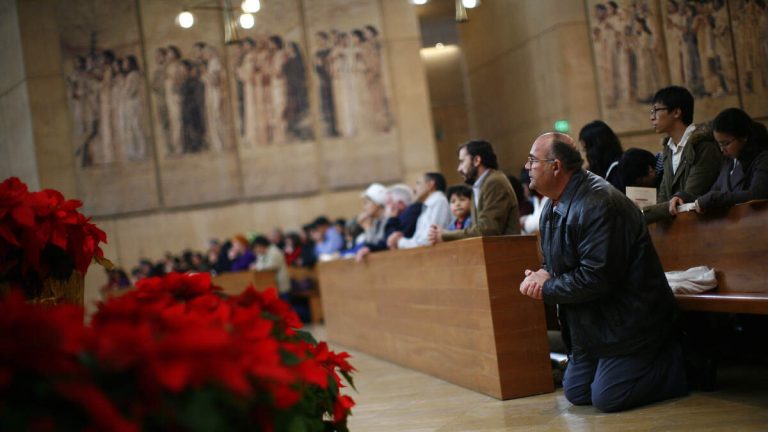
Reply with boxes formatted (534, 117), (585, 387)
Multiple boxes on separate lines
(120, 84), (767, 413)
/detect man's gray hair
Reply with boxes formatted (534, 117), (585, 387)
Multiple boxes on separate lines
(388, 183), (414, 206)
(547, 133), (584, 172)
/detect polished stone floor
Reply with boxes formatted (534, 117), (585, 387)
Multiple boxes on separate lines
(305, 325), (768, 431)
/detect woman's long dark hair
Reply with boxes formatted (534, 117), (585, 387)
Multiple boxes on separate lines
(578, 120), (624, 178)
(713, 107), (768, 167)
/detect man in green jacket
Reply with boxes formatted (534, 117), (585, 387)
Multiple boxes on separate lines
(428, 140), (520, 243)
(642, 86), (722, 224)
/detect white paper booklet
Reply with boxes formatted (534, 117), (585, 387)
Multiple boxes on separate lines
(625, 187), (656, 209)
(675, 202), (696, 213)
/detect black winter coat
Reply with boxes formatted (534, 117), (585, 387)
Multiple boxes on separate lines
(540, 170), (677, 360)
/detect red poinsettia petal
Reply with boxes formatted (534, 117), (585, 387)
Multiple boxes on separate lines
(271, 385), (301, 409)
(10, 205), (35, 227)
(0, 224), (19, 246)
(330, 351), (355, 373)
(151, 359), (193, 393)
(297, 360), (329, 389)
(213, 364), (251, 396)
(50, 226), (68, 250)
(55, 382), (137, 432)
(0, 177), (28, 196)
(333, 395), (355, 423)
(0, 368), (11, 388)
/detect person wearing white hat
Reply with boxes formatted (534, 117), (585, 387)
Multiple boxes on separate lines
(354, 183), (388, 252)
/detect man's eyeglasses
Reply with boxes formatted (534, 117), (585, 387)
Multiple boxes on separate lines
(717, 137), (737, 148)
(525, 156), (556, 167)
(650, 107), (669, 117)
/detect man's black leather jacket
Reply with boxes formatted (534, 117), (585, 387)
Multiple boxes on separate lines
(540, 170), (677, 360)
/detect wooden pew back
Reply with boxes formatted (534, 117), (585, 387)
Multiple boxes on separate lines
(649, 200), (768, 314)
(212, 270), (277, 296)
(318, 236), (553, 400)
(287, 266), (324, 323)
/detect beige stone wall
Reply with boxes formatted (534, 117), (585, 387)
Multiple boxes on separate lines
(422, 45), (469, 186)
(8, 0), (437, 298)
(0, 0), (38, 189)
(16, 1), (79, 197)
(459, 0), (601, 174)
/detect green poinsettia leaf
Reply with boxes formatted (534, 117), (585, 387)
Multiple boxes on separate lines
(324, 419), (350, 432)
(280, 348), (302, 366)
(285, 415), (308, 432)
(327, 376), (338, 395)
(340, 370), (356, 392)
(180, 390), (227, 432)
(294, 329), (318, 345)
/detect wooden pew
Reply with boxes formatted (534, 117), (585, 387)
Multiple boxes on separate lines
(318, 236), (553, 400)
(287, 267), (323, 324)
(211, 270), (277, 296)
(211, 268), (325, 323)
(650, 200), (768, 315)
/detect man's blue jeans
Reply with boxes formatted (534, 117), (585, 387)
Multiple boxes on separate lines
(563, 341), (688, 412)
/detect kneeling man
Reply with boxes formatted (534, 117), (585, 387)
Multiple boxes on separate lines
(520, 132), (687, 412)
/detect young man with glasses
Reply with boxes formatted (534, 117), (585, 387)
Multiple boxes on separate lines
(642, 86), (722, 223)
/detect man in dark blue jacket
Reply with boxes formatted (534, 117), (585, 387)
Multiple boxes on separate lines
(519, 132), (687, 412)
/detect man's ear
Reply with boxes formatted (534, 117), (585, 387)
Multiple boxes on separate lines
(473, 155), (482, 167)
(672, 107), (682, 120)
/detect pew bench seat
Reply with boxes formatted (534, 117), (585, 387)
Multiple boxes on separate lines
(675, 292), (768, 315)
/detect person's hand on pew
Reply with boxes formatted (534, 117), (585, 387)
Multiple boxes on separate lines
(355, 246), (371, 263)
(387, 232), (403, 249)
(519, 268), (551, 300)
(428, 224), (443, 245)
(668, 196), (685, 215)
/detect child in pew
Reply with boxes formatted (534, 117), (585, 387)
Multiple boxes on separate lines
(619, 148), (661, 191)
(669, 108), (768, 214)
(447, 184), (473, 230)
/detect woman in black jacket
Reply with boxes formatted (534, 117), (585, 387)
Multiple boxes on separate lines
(670, 108), (768, 213)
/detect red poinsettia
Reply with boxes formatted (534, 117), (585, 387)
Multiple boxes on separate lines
(0, 290), (86, 380)
(0, 273), (355, 430)
(0, 177), (107, 296)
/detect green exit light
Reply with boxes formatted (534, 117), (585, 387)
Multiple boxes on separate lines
(554, 119), (570, 133)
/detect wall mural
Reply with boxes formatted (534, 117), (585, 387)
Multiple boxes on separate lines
(587, 0), (766, 133)
(587, 0), (670, 131)
(663, 0), (736, 98)
(660, 0), (740, 121)
(304, 0), (402, 189)
(151, 42), (235, 156)
(229, 0), (320, 198)
(313, 25), (393, 138)
(141, 0), (241, 208)
(232, 35), (313, 146)
(729, 0), (768, 117)
(67, 50), (150, 166)
(48, 0), (409, 214)
(57, 0), (160, 216)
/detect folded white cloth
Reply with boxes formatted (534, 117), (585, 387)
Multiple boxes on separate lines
(665, 266), (718, 294)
